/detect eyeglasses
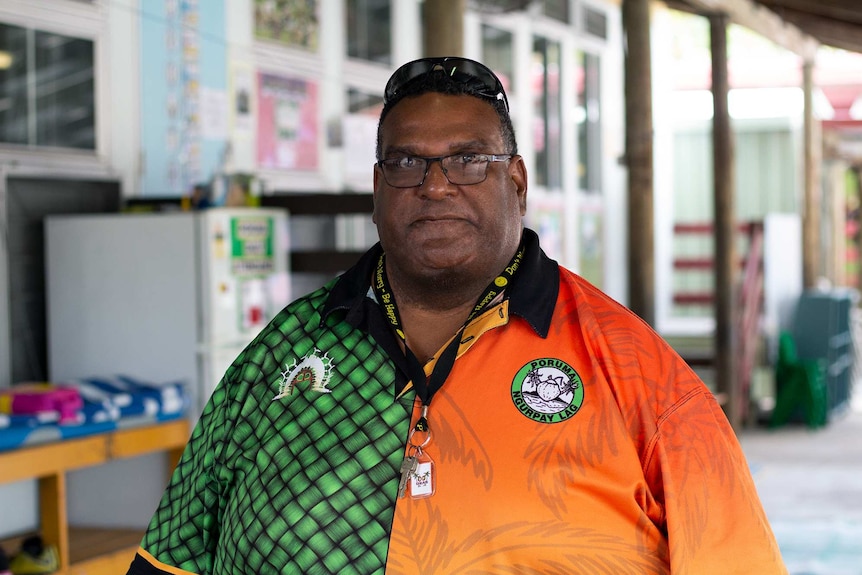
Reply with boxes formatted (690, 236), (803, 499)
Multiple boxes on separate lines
(377, 154), (512, 188)
(384, 57), (509, 113)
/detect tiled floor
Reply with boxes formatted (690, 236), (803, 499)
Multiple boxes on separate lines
(740, 398), (862, 575)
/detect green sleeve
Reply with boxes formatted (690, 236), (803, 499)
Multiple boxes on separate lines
(138, 375), (236, 574)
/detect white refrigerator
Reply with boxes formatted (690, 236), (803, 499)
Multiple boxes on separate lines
(46, 207), (290, 418)
(43, 207), (290, 527)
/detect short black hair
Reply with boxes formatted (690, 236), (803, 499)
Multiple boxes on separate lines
(375, 70), (518, 160)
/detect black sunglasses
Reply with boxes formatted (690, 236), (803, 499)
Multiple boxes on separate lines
(383, 57), (509, 113)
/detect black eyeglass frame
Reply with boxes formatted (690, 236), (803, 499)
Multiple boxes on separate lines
(383, 57), (510, 113)
(376, 154), (512, 188)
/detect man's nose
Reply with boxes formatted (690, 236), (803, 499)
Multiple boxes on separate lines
(420, 159), (454, 196)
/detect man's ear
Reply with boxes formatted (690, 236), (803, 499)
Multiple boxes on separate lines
(372, 166), (381, 224)
(509, 155), (528, 215)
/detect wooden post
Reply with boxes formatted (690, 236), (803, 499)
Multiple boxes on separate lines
(39, 473), (69, 571)
(622, 0), (655, 326)
(423, 0), (466, 57)
(802, 60), (821, 289)
(828, 161), (846, 287)
(710, 13), (740, 428)
(855, 167), (862, 290)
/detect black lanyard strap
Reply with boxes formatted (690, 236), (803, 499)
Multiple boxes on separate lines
(372, 241), (524, 413)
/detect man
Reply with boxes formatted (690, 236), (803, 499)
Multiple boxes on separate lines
(127, 57), (786, 574)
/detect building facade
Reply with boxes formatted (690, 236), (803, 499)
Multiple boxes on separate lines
(0, 0), (626, 536)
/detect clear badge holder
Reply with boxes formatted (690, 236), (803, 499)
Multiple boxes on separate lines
(409, 447), (435, 499)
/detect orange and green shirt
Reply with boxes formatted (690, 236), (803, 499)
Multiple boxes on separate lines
(127, 228), (786, 575)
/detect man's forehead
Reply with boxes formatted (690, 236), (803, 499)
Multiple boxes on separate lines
(380, 94), (503, 142)
(380, 134), (504, 158)
(384, 92), (497, 120)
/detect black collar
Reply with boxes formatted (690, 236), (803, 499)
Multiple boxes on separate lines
(320, 227), (559, 338)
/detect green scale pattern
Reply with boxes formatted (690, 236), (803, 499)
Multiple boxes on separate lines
(141, 284), (415, 574)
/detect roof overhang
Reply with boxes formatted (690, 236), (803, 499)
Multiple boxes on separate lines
(664, 0), (820, 60)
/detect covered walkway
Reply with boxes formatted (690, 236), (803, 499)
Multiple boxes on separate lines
(741, 397), (862, 574)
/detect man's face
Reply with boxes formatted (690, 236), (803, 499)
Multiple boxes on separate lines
(373, 93), (527, 289)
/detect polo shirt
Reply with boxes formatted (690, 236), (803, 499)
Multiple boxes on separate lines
(127, 228), (786, 575)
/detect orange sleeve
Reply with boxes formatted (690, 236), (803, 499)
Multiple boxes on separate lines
(645, 391), (787, 574)
(570, 272), (787, 573)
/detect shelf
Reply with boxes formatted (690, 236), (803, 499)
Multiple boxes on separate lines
(67, 527), (143, 574)
(0, 419), (190, 575)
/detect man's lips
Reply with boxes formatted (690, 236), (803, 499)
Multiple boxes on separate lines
(412, 214), (468, 224)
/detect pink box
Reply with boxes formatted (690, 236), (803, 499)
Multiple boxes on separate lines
(0, 384), (83, 424)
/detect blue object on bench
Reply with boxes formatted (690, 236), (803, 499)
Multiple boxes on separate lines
(0, 376), (189, 452)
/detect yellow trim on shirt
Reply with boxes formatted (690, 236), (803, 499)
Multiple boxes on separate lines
(137, 548), (200, 575)
(395, 300), (510, 399)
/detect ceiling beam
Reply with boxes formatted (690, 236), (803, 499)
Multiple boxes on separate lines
(757, 0), (862, 24)
(673, 0), (820, 60)
(763, 7), (862, 54)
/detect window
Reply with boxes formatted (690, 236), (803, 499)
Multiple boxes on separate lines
(532, 36), (562, 189)
(347, 0), (391, 65)
(542, 0), (570, 23)
(576, 49), (603, 287)
(481, 24), (514, 99)
(0, 23), (95, 150)
(576, 50), (601, 193)
(582, 4), (608, 41)
(347, 88), (383, 115)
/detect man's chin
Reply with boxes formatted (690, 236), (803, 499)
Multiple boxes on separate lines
(413, 249), (473, 275)
(409, 220), (474, 247)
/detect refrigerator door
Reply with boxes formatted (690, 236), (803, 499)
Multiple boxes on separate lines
(196, 208), (290, 411)
(45, 212), (199, 528)
(46, 212), (199, 397)
(43, 209), (290, 528)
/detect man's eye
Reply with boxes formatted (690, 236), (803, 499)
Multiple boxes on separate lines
(395, 157), (420, 169)
(453, 154), (482, 165)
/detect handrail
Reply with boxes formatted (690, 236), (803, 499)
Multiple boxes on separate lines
(672, 220), (765, 425)
(733, 222), (765, 424)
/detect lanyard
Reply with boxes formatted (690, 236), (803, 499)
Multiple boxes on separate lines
(372, 242), (524, 434)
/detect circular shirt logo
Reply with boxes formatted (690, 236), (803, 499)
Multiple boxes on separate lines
(511, 358), (584, 423)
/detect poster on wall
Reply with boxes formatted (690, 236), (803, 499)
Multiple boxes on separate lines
(233, 66), (254, 134)
(201, 87), (229, 140)
(140, 0), (227, 196)
(343, 114), (378, 183)
(526, 193), (564, 263)
(254, 0), (318, 50)
(257, 73), (318, 170)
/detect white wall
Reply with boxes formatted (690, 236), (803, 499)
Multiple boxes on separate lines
(106, 0), (141, 198)
(0, 0), (120, 538)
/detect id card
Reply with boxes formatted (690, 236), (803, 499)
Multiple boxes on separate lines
(409, 452), (435, 499)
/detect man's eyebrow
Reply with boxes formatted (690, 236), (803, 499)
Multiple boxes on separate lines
(382, 140), (493, 156)
(382, 145), (418, 156)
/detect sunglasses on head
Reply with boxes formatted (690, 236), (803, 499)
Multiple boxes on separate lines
(383, 57), (509, 113)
